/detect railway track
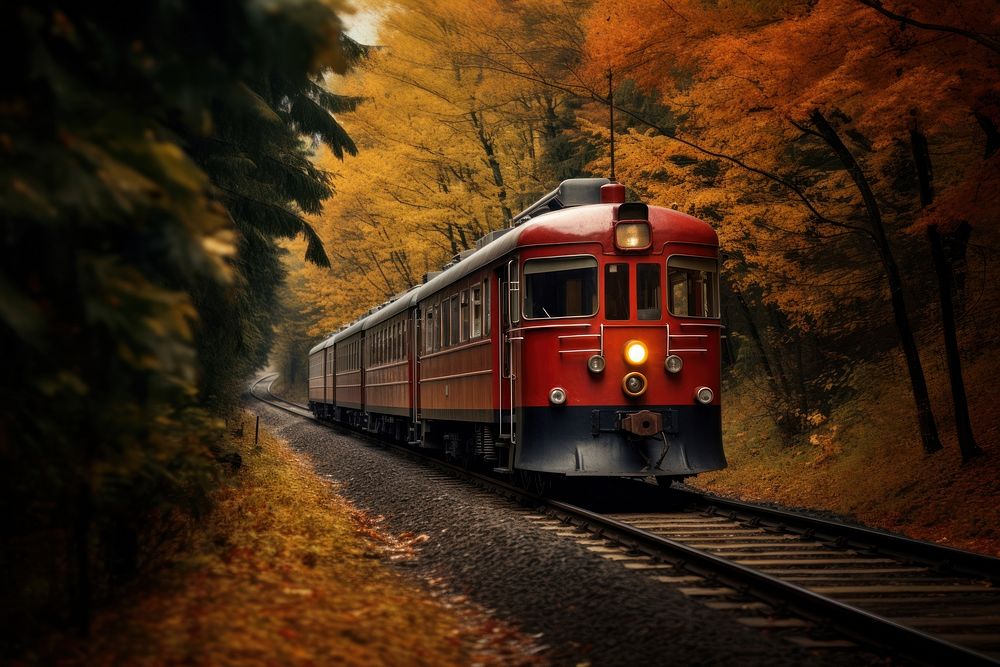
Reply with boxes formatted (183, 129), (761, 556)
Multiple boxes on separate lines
(250, 375), (1000, 665)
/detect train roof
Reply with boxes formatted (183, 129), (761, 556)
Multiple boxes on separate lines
(308, 333), (337, 354)
(413, 202), (717, 302)
(331, 315), (369, 344)
(362, 285), (420, 330)
(308, 181), (718, 351)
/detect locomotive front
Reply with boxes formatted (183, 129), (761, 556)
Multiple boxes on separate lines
(508, 183), (725, 480)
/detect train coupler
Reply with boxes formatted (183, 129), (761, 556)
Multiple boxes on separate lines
(620, 410), (662, 437)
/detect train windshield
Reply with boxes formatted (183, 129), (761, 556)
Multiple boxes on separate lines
(667, 256), (719, 318)
(523, 256), (598, 319)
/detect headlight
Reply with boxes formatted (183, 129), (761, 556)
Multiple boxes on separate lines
(622, 372), (648, 397)
(615, 222), (651, 250)
(549, 387), (567, 405)
(665, 354), (683, 374)
(624, 340), (648, 366)
(587, 354), (606, 374)
(695, 386), (714, 404)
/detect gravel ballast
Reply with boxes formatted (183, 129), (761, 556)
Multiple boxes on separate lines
(253, 401), (884, 666)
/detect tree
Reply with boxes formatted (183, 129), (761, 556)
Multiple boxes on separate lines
(288, 0), (595, 332)
(0, 0), (356, 649)
(580, 0), (1000, 454)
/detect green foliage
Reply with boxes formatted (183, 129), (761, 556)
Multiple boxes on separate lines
(0, 0), (358, 653)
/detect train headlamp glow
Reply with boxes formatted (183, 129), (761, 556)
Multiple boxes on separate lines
(624, 340), (648, 366)
(549, 387), (567, 405)
(587, 354), (606, 374)
(622, 372), (648, 397)
(665, 355), (683, 374)
(695, 386), (714, 404)
(614, 222), (651, 250)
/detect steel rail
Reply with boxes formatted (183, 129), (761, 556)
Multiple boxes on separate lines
(670, 488), (1000, 582)
(545, 499), (1000, 667)
(249, 375), (999, 666)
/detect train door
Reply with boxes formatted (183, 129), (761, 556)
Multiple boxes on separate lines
(498, 258), (520, 467)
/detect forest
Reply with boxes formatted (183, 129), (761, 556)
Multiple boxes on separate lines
(2, 0), (998, 659)
(278, 0), (999, 545)
(283, 0), (998, 457)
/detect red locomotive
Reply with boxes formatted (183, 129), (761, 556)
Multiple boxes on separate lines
(308, 178), (726, 487)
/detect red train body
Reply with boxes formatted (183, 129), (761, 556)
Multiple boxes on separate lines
(308, 179), (726, 481)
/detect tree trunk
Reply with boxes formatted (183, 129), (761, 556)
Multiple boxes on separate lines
(928, 225), (983, 463)
(468, 110), (513, 223)
(911, 126), (981, 463)
(810, 109), (942, 454)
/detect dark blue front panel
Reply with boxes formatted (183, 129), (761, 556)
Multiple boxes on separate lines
(515, 404), (725, 476)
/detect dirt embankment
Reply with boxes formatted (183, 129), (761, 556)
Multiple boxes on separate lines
(696, 347), (1000, 557)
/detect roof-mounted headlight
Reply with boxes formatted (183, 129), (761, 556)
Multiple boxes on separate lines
(614, 222), (651, 251)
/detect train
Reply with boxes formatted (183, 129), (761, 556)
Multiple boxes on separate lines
(307, 178), (726, 489)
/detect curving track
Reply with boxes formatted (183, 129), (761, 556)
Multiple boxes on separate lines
(250, 374), (1000, 665)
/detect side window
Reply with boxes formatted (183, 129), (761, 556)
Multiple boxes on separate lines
(441, 298), (451, 348)
(434, 303), (441, 351)
(667, 256), (720, 318)
(483, 278), (490, 335)
(460, 289), (470, 342)
(451, 294), (460, 344)
(424, 308), (433, 354)
(471, 284), (483, 338)
(605, 263), (629, 320)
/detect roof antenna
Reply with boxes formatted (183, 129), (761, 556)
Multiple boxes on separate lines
(608, 68), (616, 183)
(600, 69), (626, 204)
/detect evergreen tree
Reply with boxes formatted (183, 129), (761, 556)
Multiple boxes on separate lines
(0, 0), (358, 651)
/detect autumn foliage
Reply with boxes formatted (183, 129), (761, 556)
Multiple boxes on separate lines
(286, 0), (998, 460)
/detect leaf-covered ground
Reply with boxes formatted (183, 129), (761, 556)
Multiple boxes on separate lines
(52, 416), (544, 665)
(696, 346), (1000, 557)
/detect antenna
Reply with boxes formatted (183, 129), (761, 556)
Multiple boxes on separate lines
(608, 69), (616, 183)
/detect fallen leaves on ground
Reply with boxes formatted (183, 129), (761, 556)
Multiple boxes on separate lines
(53, 414), (547, 666)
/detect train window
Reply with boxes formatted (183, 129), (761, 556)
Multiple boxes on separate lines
(433, 303), (441, 351)
(523, 256), (598, 319)
(483, 279), (490, 335)
(637, 263), (661, 320)
(605, 263), (629, 320)
(460, 290), (470, 342)
(471, 285), (482, 338)
(450, 295), (460, 345)
(424, 309), (433, 354)
(441, 300), (450, 348)
(667, 256), (720, 318)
